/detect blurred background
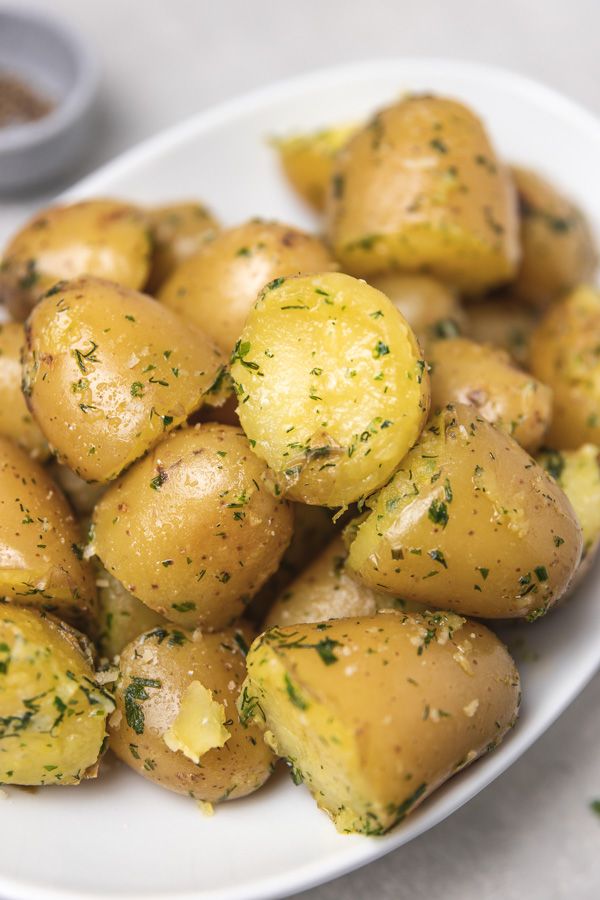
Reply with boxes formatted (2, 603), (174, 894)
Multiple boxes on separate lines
(1, 1), (599, 898)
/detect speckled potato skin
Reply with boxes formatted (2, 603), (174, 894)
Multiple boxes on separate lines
(463, 296), (537, 367)
(327, 96), (520, 294)
(0, 437), (97, 631)
(92, 424), (293, 630)
(0, 605), (112, 785)
(512, 167), (597, 309)
(240, 612), (520, 834)
(158, 220), (337, 354)
(273, 125), (357, 211)
(265, 536), (427, 628)
(529, 286), (600, 449)
(110, 625), (275, 802)
(347, 404), (582, 620)
(0, 322), (49, 460)
(97, 569), (167, 660)
(145, 202), (220, 293)
(428, 337), (552, 452)
(368, 274), (466, 348)
(230, 272), (430, 507)
(0, 200), (151, 320)
(23, 277), (225, 482)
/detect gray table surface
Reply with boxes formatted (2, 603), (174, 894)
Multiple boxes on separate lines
(1, 2), (600, 898)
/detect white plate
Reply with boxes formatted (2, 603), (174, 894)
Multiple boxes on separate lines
(2, 58), (600, 900)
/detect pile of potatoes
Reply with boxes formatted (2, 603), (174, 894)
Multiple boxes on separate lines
(0, 92), (598, 836)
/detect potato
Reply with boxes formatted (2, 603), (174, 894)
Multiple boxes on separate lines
(327, 95), (520, 294)
(97, 569), (167, 660)
(529, 286), (600, 449)
(368, 274), (466, 347)
(428, 336), (552, 452)
(48, 463), (106, 516)
(346, 404), (582, 620)
(92, 424), (293, 630)
(0, 322), (48, 460)
(0, 436), (97, 630)
(240, 612), (520, 834)
(158, 220), (337, 354)
(230, 272), (430, 507)
(265, 537), (427, 628)
(145, 201), (219, 293)
(273, 125), (357, 211)
(537, 444), (600, 559)
(463, 296), (537, 367)
(0, 200), (151, 320)
(23, 277), (225, 482)
(0, 605), (113, 785)
(110, 624), (274, 803)
(512, 167), (597, 308)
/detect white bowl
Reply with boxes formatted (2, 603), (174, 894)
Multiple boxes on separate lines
(1, 58), (600, 900)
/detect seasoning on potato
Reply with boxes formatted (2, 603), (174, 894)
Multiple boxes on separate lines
(159, 219), (337, 355)
(368, 274), (466, 348)
(512, 167), (597, 308)
(427, 336), (552, 452)
(463, 296), (537, 367)
(346, 404), (582, 620)
(327, 95), (520, 293)
(537, 444), (600, 561)
(97, 569), (168, 660)
(0, 605), (113, 785)
(110, 625), (274, 803)
(0, 199), (152, 320)
(529, 285), (600, 449)
(23, 276), (225, 483)
(0, 436), (97, 631)
(273, 124), (357, 211)
(231, 271), (430, 507)
(239, 612), (520, 834)
(0, 321), (49, 460)
(92, 424), (293, 630)
(145, 201), (220, 292)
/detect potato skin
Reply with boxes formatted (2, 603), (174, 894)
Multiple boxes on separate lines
(97, 569), (167, 660)
(463, 296), (537, 367)
(110, 625), (274, 802)
(428, 337), (552, 452)
(347, 404), (582, 620)
(0, 605), (112, 785)
(529, 286), (600, 449)
(537, 444), (600, 559)
(0, 200), (151, 320)
(159, 220), (337, 354)
(92, 424), (293, 630)
(327, 96), (520, 293)
(231, 272), (430, 507)
(0, 437), (97, 630)
(368, 274), (466, 347)
(0, 322), (48, 460)
(23, 277), (225, 482)
(145, 202), (219, 293)
(273, 125), (357, 211)
(240, 612), (520, 834)
(512, 167), (597, 309)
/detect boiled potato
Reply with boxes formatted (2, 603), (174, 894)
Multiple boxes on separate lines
(368, 274), (466, 347)
(240, 612), (520, 834)
(23, 277), (225, 482)
(145, 201), (219, 292)
(159, 220), (337, 355)
(0, 436), (96, 630)
(346, 404), (582, 620)
(230, 272), (430, 507)
(97, 569), (167, 660)
(92, 424), (293, 630)
(0, 605), (113, 785)
(0, 322), (48, 459)
(463, 296), (537, 367)
(513, 167), (597, 308)
(327, 96), (520, 293)
(537, 444), (600, 560)
(49, 463), (106, 516)
(265, 536), (426, 628)
(0, 200), (151, 320)
(110, 624), (274, 803)
(273, 124), (357, 211)
(529, 285), (600, 449)
(428, 336), (552, 452)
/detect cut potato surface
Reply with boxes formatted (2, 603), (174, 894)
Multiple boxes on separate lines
(240, 613), (520, 834)
(231, 272), (430, 507)
(273, 125), (357, 211)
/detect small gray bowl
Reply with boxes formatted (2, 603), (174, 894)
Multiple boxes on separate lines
(0, 5), (99, 193)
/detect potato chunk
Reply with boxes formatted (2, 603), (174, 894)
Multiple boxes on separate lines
(0, 322), (48, 460)
(273, 125), (357, 211)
